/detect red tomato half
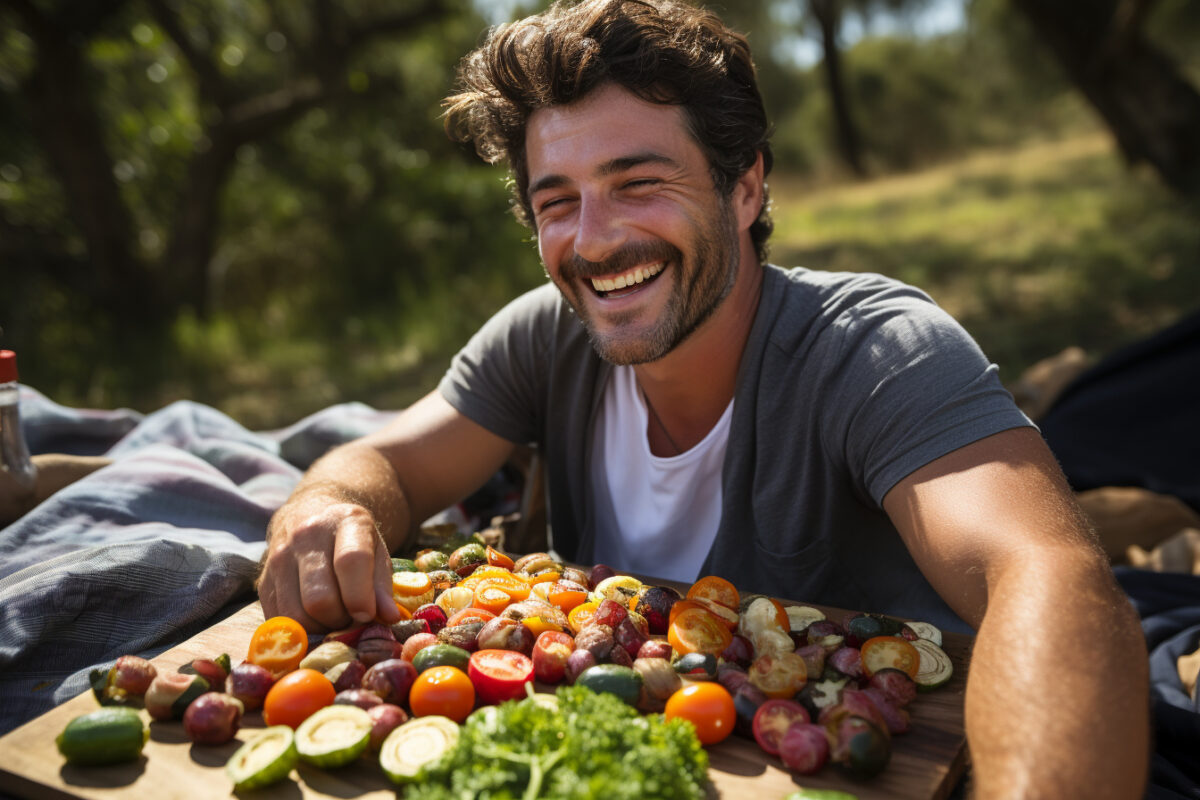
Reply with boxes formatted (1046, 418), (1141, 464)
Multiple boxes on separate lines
(262, 668), (335, 728)
(468, 649), (534, 705)
(751, 699), (810, 756)
(860, 635), (921, 679)
(664, 682), (736, 746)
(668, 606), (733, 656)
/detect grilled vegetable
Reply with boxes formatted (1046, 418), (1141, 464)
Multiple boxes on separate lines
(911, 638), (954, 690)
(56, 707), (148, 766)
(225, 726), (297, 791)
(295, 705), (373, 768)
(379, 715), (460, 784)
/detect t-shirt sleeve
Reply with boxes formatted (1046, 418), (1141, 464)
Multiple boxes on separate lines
(818, 276), (1034, 506)
(436, 285), (555, 445)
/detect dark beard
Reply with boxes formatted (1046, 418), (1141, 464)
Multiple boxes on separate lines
(552, 199), (740, 366)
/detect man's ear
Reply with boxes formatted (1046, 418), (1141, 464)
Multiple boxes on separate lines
(732, 151), (765, 233)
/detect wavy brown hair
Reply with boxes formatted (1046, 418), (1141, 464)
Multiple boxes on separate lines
(443, 0), (775, 263)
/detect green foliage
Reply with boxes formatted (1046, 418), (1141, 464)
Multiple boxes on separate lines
(770, 134), (1200, 383)
(408, 685), (709, 800)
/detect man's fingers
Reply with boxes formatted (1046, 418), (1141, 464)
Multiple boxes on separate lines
(259, 549), (326, 632)
(296, 546), (352, 630)
(334, 515), (385, 623)
(373, 538), (402, 624)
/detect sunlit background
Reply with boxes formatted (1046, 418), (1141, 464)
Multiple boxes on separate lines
(1, 0), (1197, 428)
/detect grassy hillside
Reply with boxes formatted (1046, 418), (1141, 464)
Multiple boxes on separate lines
(769, 132), (1200, 385)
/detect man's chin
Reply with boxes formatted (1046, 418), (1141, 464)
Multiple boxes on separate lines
(586, 328), (674, 366)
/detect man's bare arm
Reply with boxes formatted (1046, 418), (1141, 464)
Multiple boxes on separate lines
(258, 390), (516, 631)
(884, 427), (1149, 800)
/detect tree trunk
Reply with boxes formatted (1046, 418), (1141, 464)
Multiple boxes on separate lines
(1011, 0), (1200, 197)
(811, 0), (867, 177)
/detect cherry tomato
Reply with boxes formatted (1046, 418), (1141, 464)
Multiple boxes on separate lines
(751, 698), (810, 756)
(473, 584), (515, 615)
(445, 607), (497, 627)
(664, 682), (736, 746)
(247, 616), (309, 677)
(468, 649), (534, 705)
(860, 635), (921, 679)
(547, 581), (589, 613)
(748, 652), (808, 699)
(409, 665), (476, 722)
(473, 574), (531, 602)
(566, 601), (602, 634)
(690, 597), (740, 631)
(668, 606), (734, 655)
(262, 668), (335, 728)
(532, 630), (574, 684)
(486, 545), (515, 570)
(686, 575), (740, 611)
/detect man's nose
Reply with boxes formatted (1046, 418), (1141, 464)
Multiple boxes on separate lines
(572, 193), (626, 265)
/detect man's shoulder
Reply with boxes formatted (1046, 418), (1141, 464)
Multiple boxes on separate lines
(761, 265), (940, 349)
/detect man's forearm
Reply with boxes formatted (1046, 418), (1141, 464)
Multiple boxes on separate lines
(273, 441), (413, 554)
(965, 548), (1149, 799)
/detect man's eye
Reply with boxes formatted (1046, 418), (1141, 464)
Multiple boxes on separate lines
(623, 178), (660, 189)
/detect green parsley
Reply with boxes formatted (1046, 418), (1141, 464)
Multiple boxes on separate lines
(405, 685), (709, 800)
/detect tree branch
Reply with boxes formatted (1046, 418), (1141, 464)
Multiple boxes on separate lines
(145, 0), (229, 108)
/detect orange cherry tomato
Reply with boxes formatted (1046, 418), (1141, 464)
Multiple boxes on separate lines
(686, 575), (740, 611)
(473, 585), (514, 615)
(408, 665), (476, 723)
(473, 574), (531, 603)
(247, 616), (309, 677)
(664, 682), (736, 745)
(567, 601), (602, 634)
(525, 570), (561, 586)
(690, 597), (740, 631)
(458, 566), (517, 591)
(520, 615), (565, 637)
(486, 545), (515, 570)
(860, 635), (921, 679)
(445, 607), (497, 627)
(668, 599), (708, 625)
(668, 606), (733, 655)
(262, 668), (335, 728)
(547, 581), (589, 613)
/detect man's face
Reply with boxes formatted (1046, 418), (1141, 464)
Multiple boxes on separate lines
(525, 83), (741, 366)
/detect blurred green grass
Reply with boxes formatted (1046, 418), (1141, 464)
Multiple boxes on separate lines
(770, 132), (1200, 386)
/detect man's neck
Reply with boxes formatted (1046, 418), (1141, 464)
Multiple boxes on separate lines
(634, 257), (764, 453)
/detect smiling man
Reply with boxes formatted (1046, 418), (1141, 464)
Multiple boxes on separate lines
(256, 1), (1149, 797)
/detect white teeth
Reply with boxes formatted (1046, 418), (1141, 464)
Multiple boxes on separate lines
(590, 261), (665, 293)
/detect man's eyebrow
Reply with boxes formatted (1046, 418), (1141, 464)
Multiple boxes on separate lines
(528, 152), (679, 197)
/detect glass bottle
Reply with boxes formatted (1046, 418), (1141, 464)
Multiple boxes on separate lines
(0, 349), (36, 496)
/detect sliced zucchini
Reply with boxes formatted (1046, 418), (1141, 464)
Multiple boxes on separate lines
(378, 715), (460, 784)
(784, 605), (826, 632)
(902, 621), (943, 647)
(911, 638), (954, 691)
(225, 726), (297, 791)
(295, 705), (373, 768)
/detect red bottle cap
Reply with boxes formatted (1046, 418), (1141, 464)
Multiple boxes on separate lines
(0, 350), (18, 383)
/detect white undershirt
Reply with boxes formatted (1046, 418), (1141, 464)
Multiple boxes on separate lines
(590, 366), (733, 583)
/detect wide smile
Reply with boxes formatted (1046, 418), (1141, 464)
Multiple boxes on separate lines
(588, 261), (666, 298)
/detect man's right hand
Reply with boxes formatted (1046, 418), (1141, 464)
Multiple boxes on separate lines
(257, 500), (402, 632)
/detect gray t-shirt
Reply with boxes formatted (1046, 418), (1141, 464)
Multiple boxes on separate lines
(439, 265), (1033, 632)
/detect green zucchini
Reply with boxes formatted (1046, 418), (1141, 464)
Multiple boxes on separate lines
(225, 726), (297, 791)
(911, 638), (954, 691)
(411, 643), (471, 674)
(56, 707), (148, 766)
(294, 705), (373, 768)
(379, 715), (460, 784)
(785, 789), (860, 799)
(574, 664), (644, 707)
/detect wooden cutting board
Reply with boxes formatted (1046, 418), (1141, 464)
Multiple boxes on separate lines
(0, 600), (972, 800)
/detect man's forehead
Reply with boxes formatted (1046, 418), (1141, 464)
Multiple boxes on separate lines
(524, 85), (697, 184)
